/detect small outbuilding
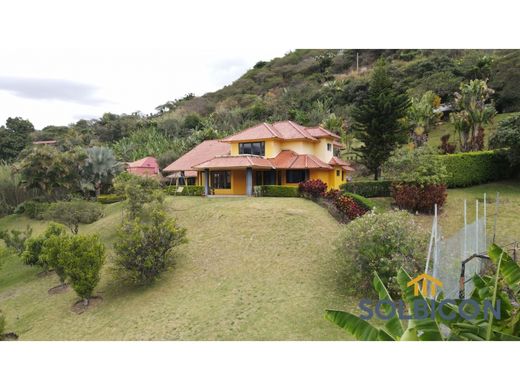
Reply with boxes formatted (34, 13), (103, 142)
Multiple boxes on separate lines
(127, 156), (160, 176)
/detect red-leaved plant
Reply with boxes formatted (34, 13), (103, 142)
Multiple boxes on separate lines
(299, 179), (327, 199)
(391, 183), (447, 213)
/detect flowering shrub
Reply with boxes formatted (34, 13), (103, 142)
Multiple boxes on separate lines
(336, 210), (427, 297)
(391, 183), (447, 213)
(323, 189), (366, 222)
(299, 179), (327, 199)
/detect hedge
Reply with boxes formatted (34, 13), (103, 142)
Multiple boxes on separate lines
(438, 150), (511, 188)
(343, 192), (376, 211)
(257, 185), (299, 197)
(164, 185), (204, 196)
(340, 180), (392, 198)
(97, 194), (126, 204)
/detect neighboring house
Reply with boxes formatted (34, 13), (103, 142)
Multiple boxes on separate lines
(163, 140), (231, 185)
(32, 140), (58, 146)
(164, 121), (354, 196)
(127, 156), (160, 176)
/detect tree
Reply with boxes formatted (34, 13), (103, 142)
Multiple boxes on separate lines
(58, 234), (105, 305)
(0, 225), (32, 254)
(82, 146), (121, 196)
(21, 223), (67, 271)
(0, 117), (34, 162)
(44, 200), (104, 234)
(351, 60), (410, 180)
(114, 206), (187, 284)
(489, 114), (520, 168)
(407, 91), (442, 147)
(40, 234), (69, 286)
(450, 79), (496, 152)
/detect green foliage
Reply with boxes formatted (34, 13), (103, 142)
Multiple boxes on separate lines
(385, 146), (447, 185)
(0, 117), (34, 163)
(407, 91), (442, 146)
(342, 192), (376, 211)
(164, 185), (204, 196)
(114, 206), (187, 284)
(40, 233), (69, 284)
(114, 173), (163, 219)
(340, 180), (392, 197)
(58, 234), (105, 302)
(257, 185), (299, 197)
(0, 162), (36, 217)
(489, 114), (520, 167)
(81, 146), (121, 196)
(0, 225), (32, 254)
(336, 210), (427, 297)
(351, 60), (411, 180)
(21, 223), (67, 269)
(44, 200), (104, 234)
(490, 50), (520, 113)
(438, 150), (511, 187)
(14, 200), (50, 219)
(450, 79), (496, 151)
(96, 194), (126, 204)
(0, 309), (5, 337)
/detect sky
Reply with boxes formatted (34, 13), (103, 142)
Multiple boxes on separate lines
(0, 48), (289, 129)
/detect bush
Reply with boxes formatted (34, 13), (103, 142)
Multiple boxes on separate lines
(489, 114), (520, 168)
(391, 183), (447, 213)
(15, 200), (50, 219)
(385, 146), (447, 186)
(0, 162), (36, 217)
(21, 223), (67, 270)
(258, 185), (299, 197)
(298, 179), (327, 199)
(340, 180), (392, 197)
(438, 150), (511, 187)
(44, 200), (104, 234)
(164, 185), (204, 196)
(115, 173), (163, 219)
(40, 232), (70, 285)
(114, 206), (187, 284)
(0, 225), (32, 254)
(323, 189), (366, 222)
(342, 192), (376, 211)
(96, 194), (126, 204)
(59, 234), (105, 304)
(336, 210), (427, 298)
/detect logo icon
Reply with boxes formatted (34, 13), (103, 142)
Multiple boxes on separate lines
(407, 273), (443, 297)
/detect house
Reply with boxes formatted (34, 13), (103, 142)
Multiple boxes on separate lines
(163, 140), (231, 185)
(127, 156), (160, 176)
(32, 140), (58, 146)
(163, 121), (354, 195)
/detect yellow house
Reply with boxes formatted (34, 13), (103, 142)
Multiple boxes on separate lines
(163, 121), (354, 195)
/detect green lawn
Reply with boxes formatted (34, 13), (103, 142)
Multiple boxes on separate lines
(0, 197), (356, 340)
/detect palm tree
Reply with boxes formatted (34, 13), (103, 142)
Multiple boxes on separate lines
(83, 147), (121, 196)
(450, 80), (496, 151)
(407, 91), (442, 147)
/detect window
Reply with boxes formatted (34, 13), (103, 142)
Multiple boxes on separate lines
(327, 143), (332, 151)
(239, 142), (265, 156)
(286, 169), (308, 184)
(255, 170), (275, 185)
(336, 170), (340, 177)
(342, 171), (345, 181)
(211, 171), (231, 189)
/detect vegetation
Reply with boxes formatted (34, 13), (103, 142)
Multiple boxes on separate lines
(0, 225), (32, 254)
(0, 162), (36, 217)
(336, 210), (427, 297)
(341, 180), (392, 197)
(351, 60), (410, 180)
(164, 185), (204, 196)
(44, 200), (104, 234)
(489, 114), (520, 168)
(407, 91), (442, 147)
(82, 146), (121, 196)
(0, 117), (34, 163)
(257, 185), (299, 197)
(298, 179), (327, 199)
(21, 223), (68, 270)
(96, 194), (126, 204)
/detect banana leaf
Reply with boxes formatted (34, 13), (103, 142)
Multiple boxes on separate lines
(373, 272), (404, 339)
(325, 310), (394, 341)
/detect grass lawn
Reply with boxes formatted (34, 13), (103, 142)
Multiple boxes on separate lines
(0, 197), (356, 340)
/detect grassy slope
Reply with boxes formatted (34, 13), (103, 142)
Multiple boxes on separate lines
(0, 197), (355, 340)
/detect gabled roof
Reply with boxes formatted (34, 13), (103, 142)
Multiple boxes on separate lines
(127, 156), (158, 168)
(221, 121), (340, 142)
(163, 140), (230, 172)
(329, 156), (355, 171)
(192, 155), (274, 170)
(270, 150), (332, 170)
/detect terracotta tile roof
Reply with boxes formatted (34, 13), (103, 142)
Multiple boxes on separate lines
(127, 156), (159, 168)
(329, 156), (355, 171)
(221, 121), (341, 143)
(166, 170), (197, 178)
(163, 140), (230, 172)
(270, 150), (332, 170)
(193, 155), (275, 169)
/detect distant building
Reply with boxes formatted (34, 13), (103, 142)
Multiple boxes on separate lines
(127, 156), (160, 176)
(32, 140), (58, 146)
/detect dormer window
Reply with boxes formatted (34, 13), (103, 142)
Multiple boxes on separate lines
(239, 141), (265, 156)
(327, 143), (332, 151)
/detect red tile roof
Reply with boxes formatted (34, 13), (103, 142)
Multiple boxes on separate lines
(270, 150), (332, 170)
(127, 156), (159, 168)
(329, 156), (355, 171)
(192, 155), (274, 170)
(221, 121), (340, 142)
(163, 140), (230, 172)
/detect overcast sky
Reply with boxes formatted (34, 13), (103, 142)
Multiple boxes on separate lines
(0, 48), (289, 129)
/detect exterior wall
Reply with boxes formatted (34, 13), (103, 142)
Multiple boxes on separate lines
(230, 143), (239, 156)
(127, 167), (157, 176)
(279, 140), (315, 155)
(314, 138), (334, 163)
(265, 140), (281, 158)
(211, 170), (247, 195)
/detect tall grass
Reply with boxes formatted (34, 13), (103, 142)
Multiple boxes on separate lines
(0, 162), (36, 217)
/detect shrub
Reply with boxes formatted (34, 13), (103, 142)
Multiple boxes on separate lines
(164, 185), (204, 196)
(439, 134), (456, 154)
(489, 114), (520, 168)
(0, 225), (32, 254)
(44, 200), (104, 234)
(391, 183), (447, 213)
(336, 210), (427, 297)
(323, 190), (367, 222)
(385, 146), (447, 186)
(114, 206), (187, 284)
(59, 234), (105, 304)
(15, 200), (50, 219)
(342, 192), (376, 211)
(96, 194), (126, 204)
(21, 223), (68, 270)
(340, 180), (392, 197)
(298, 179), (327, 199)
(438, 150), (511, 187)
(40, 232), (70, 285)
(258, 185), (299, 197)
(115, 173), (163, 219)
(0, 162), (36, 217)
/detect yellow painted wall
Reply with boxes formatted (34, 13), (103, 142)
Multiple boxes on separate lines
(314, 138), (334, 163)
(265, 140), (281, 158)
(280, 140), (315, 155)
(230, 143), (239, 156)
(212, 170), (247, 195)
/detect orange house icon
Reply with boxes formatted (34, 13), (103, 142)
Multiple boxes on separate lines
(407, 273), (443, 297)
